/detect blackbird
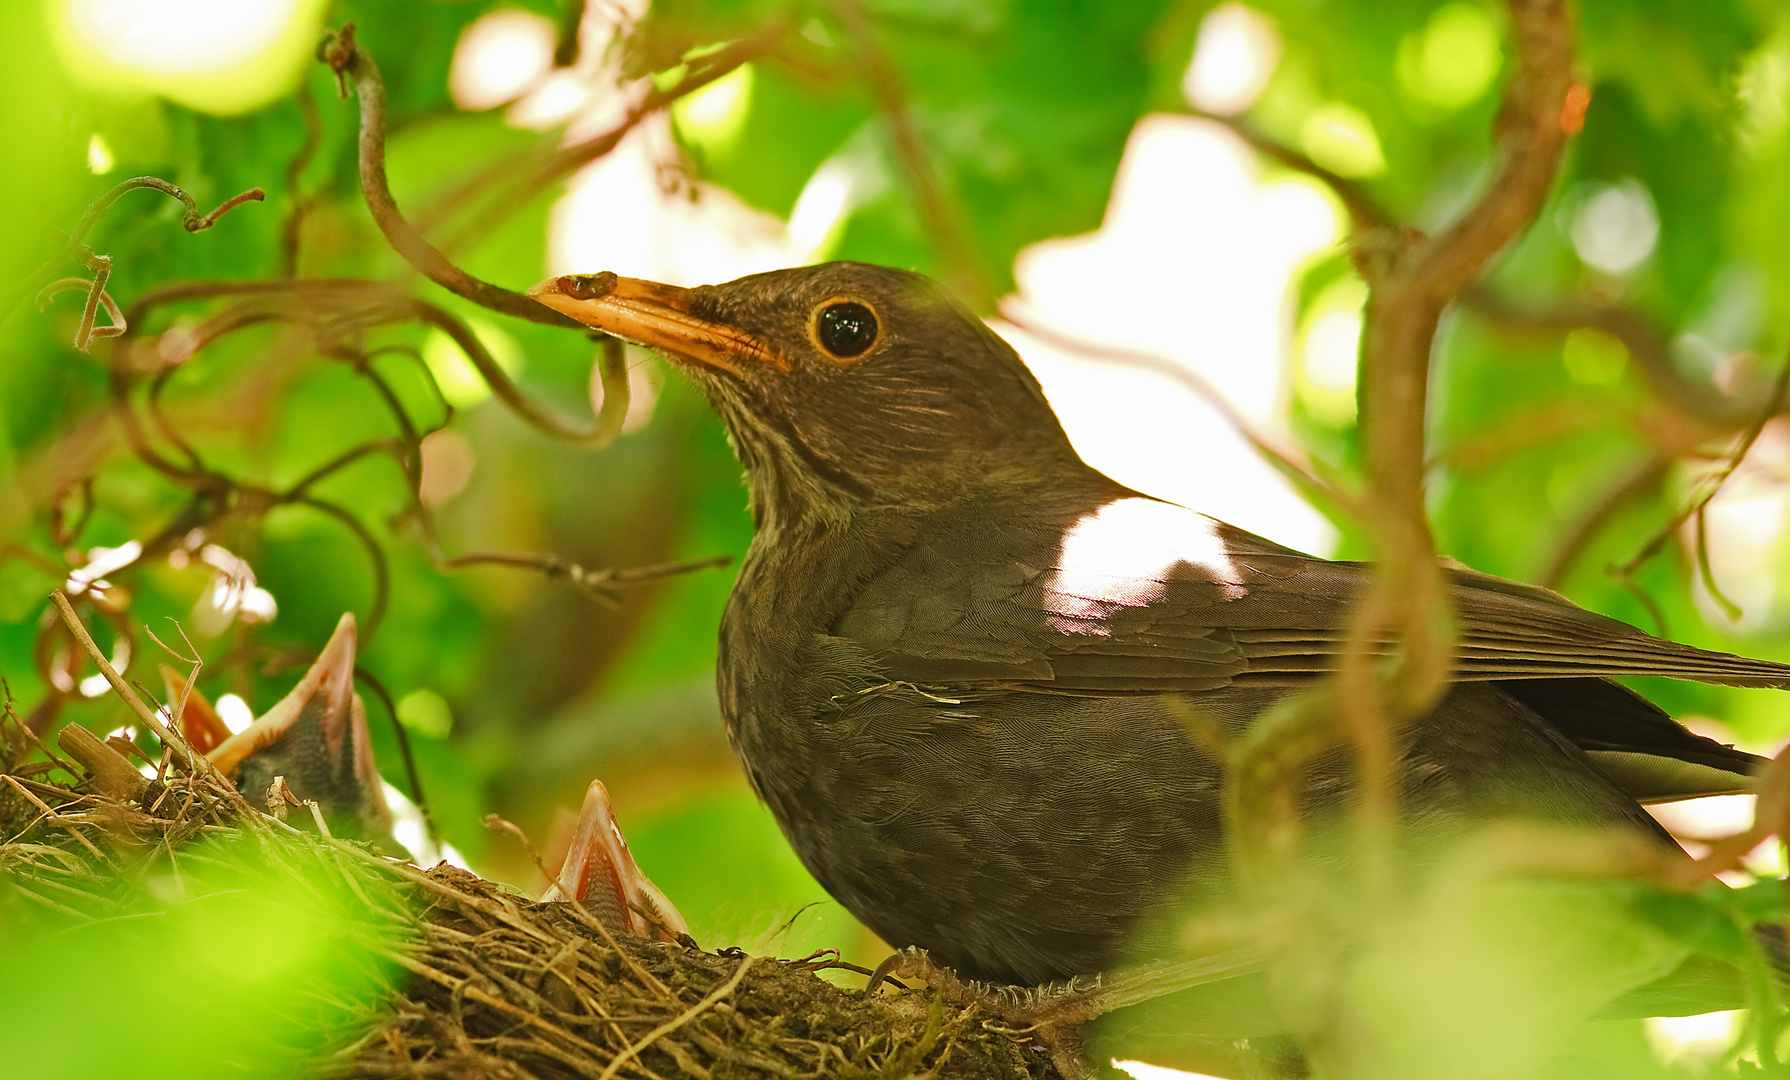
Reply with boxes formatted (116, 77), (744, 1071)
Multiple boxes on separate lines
(530, 262), (1787, 989)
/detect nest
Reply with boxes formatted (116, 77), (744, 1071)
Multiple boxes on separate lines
(0, 707), (1058, 1080)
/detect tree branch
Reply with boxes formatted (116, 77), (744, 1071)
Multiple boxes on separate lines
(1188, 108), (1395, 235)
(3, 176), (263, 329)
(1464, 288), (1763, 428)
(1339, 0), (1574, 870)
(831, 0), (991, 308)
(321, 25), (583, 331)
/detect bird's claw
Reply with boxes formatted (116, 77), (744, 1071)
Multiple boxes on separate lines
(865, 947), (1112, 1078)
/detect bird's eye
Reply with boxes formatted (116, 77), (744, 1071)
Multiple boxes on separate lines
(814, 301), (879, 359)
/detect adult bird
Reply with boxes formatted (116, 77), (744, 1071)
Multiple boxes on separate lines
(530, 262), (1783, 995)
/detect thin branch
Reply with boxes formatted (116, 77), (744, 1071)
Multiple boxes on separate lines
(408, 300), (632, 446)
(37, 270), (126, 353)
(830, 0), (990, 308)
(1187, 108), (1395, 235)
(1537, 455), (1667, 588)
(291, 496), (391, 641)
(324, 22), (781, 327)
(471, 28), (784, 234)
(320, 25), (583, 330)
(437, 551), (732, 604)
(997, 302), (1356, 518)
(48, 592), (252, 816)
(282, 77), (324, 277)
(353, 668), (437, 849)
(1609, 344), (1790, 617)
(1464, 287), (1762, 429)
(117, 280), (629, 450)
(1193, 91), (1759, 452)
(3, 176), (264, 327)
(1336, 0), (1574, 879)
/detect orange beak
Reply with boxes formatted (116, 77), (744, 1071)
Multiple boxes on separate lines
(527, 272), (783, 377)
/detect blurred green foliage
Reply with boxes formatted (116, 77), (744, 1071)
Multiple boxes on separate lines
(0, 832), (403, 1079)
(8, 0), (1790, 1075)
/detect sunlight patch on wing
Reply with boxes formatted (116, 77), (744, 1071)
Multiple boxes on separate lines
(1046, 498), (1244, 632)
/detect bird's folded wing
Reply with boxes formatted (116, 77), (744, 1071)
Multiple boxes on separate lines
(833, 495), (1790, 693)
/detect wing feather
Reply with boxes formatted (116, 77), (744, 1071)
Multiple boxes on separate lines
(834, 495), (1790, 692)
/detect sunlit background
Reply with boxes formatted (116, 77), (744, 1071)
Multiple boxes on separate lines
(27, 0), (1790, 1075)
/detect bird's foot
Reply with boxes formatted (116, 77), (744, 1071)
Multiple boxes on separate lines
(867, 946), (1269, 1080)
(866, 948), (1112, 1078)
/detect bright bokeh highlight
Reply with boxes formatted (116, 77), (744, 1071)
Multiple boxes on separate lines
(551, 120), (796, 285)
(1115, 1059), (1222, 1080)
(52, 0), (328, 114)
(1560, 327), (1628, 385)
(1647, 1010), (1740, 1064)
(86, 131), (114, 173)
(214, 692), (254, 735)
(449, 8), (557, 111)
(1183, 3), (1280, 116)
(1298, 276), (1367, 424)
(1002, 115), (1341, 555)
(1301, 102), (1387, 177)
(1689, 419), (1790, 630)
(1568, 178), (1659, 275)
(423, 316), (526, 409)
(1398, 3), (1503, 110)
(674, 64), (755, 157)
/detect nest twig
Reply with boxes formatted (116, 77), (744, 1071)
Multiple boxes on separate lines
(0, 704), (1056, 1080)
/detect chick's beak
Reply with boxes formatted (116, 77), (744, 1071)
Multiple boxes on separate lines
(528, 272), (782, 377)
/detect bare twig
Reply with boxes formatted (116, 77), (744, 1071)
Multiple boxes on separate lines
(471, 28), (784, 227)
(410, 301), (634, 446)
(353, 670), (434, 846)
(320, 25), (582, 330)
(282, 77), (325, 277)
(998, 302), (1356, 518)
(1464, 288), (1761, 429)
(1188, 108), (1396, 235)
(830, 0), (990, 307)
(596, 954), (756, 1080)
(48, 592), (223, 788)
(1609, 345), (1790, 619)
(437, 551), (732, 604)
(37, 270), (126, 352)
(323, 23), (780, 329)
(3, 176), (263, 328)
(1537, 455), (1668, 588)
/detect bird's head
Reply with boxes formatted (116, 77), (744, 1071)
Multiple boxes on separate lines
(530, 262), (1084, 525)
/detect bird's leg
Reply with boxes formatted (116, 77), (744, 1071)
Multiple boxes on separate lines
(868, 946), (1267, 1080)
(542, 779), (690, 942)
(867, 948), (1101, 1077)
